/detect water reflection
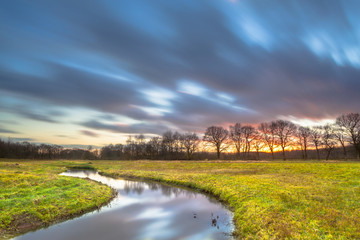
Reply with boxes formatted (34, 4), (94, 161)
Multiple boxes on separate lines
(14, 170), (234, 240)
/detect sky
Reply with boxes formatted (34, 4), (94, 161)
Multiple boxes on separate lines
(1, 0), (360, 146)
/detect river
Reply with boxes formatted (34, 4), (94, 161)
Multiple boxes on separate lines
(14, 170), (234, 240)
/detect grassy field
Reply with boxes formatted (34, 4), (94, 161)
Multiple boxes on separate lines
(93, 160), (360, 239)
(1, 160), (360, 239)
(0, 160), (115, 239)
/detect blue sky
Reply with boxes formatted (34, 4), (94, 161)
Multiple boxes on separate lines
(1, 0), (360, 145)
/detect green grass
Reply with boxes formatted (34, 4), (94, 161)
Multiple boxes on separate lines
(92, 160), (360, 239)
(0, 160), (115, 239)
(1, 160), (360, 239)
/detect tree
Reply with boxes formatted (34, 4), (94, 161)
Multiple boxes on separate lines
(180, 133), (199, 160)
(252, 131), (265, 160)
(298, 127), (311, 159)
(135, 134), (146, 159)
(81, 145), (96, 160)
(336, 113), (360, 159)
(241, 125), (256, 159)
(125, 136), (136, 159)
(162, 131), (177, 159)
(203, 126), (228, 159)
(172, 131), (182, 159)
(146, 137), (161, 159)
(333, 124), (349, 159)
(320, 124), (337, 160)
(229, 123), (243, 158)
(135, 134), (145, 143)
(310, 127), (322, 160)
(271, 120), (297, 160)
(258, 122), (276, 159)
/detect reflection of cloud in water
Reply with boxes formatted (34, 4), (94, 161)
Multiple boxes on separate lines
(138, 220), (174, 240)
(144, 181), (197, 198)
(34, 170), (236, 240)
(135, 207), (171, 220)
(122, 180), (198, 199)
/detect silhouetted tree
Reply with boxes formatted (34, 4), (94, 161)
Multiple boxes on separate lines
(320, 124), (337, 160)
(333, 124), (349, 159)
(81, 145), (96, 160)
(146, 137), (161, 159)
(310, 127), (322, 160)
(258, 122), (276, 159)
(298, 126), (311, 159)
(272, 120), (297, 160)
(242, 125), (256, 159)
(203, 126), (228, 159)
(336, 113), (360, 159)
(229, 123), (243, 158)
(180, 133), (199, 160)
(252, 131), (265, 160)
(162, 131), (183, 159)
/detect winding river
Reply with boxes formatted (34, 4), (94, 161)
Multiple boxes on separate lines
(14, 170), (234, 240)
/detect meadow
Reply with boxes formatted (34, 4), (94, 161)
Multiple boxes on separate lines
(1, 159), (360, 239)
(0, 161), (115, 239)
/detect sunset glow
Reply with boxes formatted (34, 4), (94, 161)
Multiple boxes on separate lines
(0, 0), (359, 147)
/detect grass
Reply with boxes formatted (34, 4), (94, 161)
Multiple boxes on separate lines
(1, 160), (360, 239)
(0, 160), (115, 239)
(92, 160), (360, 239)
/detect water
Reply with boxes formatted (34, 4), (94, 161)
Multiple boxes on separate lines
(14, 170), (234, 240)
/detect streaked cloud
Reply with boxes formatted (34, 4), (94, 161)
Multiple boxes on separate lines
(80, 130), (99, 138)
(0, 128), (19, 134)
(0, 0), (359, 144)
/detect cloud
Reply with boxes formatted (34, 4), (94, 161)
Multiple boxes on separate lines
(80, 130), (99, 138)
(16, 110), (59, 123)
(55, 134), (77, 139)
(0, 0), (360, 140)
(80, 119), (170, 135)
(1, 137), (36, 142)
(0, 97), (61, 123)
(0, 128), (19, 134)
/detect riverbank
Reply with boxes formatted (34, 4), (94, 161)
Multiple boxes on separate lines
(0, 161), (116, 239)
(94, 160), (360, 239)
(1, 160), (360, 239)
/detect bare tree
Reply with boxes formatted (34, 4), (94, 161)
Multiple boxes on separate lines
(135, 134), (145, 143)
(162, 131), (178, 159)
(203, 126), (228, 159)
(258, 122), (276, 159)
(320, 124), (337, 160)
(272, 120), (297, 160)
(252, 131), (265, 160)
(125, 136), (136, 159)
(135, 134), (146, 159)
(336, 113), (360, 159)
(310, 127), (322, 160)
(180, 133), (199, 160)
(146, 137), (161, 159)
(173, 131), (182, 159)
(333, 124), (349, 159)
(229, 123), (243, 158)
(298, 126), (311, 160)
(242, 125), (256, 159)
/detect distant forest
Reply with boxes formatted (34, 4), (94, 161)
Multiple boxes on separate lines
(1, 113), (359, 160)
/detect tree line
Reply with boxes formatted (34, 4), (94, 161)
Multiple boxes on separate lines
(203, 112), (360, 160)
(0, 113), (359, 160)
(0, 141), (98, 160)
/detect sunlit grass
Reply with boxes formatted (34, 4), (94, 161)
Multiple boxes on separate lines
(1, 160), (360, 239)
(94, 160), (360, 239)
(0, 160), (114, 239)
